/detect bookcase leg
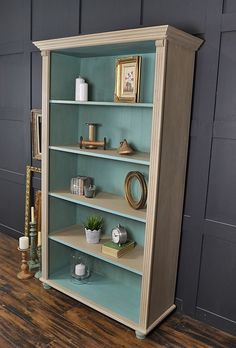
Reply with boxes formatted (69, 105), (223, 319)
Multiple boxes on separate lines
(43, 282), (51, 290)
(135, 331), (146, 340)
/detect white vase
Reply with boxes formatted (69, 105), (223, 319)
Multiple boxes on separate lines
(85, 228), (101, 244)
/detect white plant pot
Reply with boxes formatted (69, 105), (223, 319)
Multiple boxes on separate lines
(85, 228), (101, 244)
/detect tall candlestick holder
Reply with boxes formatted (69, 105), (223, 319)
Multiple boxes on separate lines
(29, 221), (39, 271)
(34, 245), (42, 279)
(17, 247), (33, 280)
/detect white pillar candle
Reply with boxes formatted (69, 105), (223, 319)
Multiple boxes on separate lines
(19, 236), (29, 250)
(79, 82), (88, 101)
(37, 231), (42, 247)
(75, 263), (86, 276)
(31, 206), (35, 223)
(75, 76), (85, 101)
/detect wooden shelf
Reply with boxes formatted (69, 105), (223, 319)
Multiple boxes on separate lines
(49, 225), (143, 275)
(49, 145), (150, 166)
(50, 100), (153, 108)
(49, 190), (146, 223)
(46, 267), (141, 323)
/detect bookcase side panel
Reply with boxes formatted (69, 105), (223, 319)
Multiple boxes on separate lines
(42, 50), (51, 281)
(139, 42), (167, 329)
(147, 42), (196, 327)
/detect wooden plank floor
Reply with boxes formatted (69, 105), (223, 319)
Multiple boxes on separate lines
(1, 232), (236, 348)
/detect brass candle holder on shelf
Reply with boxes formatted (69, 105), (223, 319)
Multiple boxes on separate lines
(17, 247), (33, 280)
(79, 123), (106, 150)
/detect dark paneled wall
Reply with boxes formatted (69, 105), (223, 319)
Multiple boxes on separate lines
(0, 0), (235, 335)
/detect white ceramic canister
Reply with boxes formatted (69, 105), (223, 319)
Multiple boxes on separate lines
(79, 82), (88, 102)
(75, 76), (85, 101)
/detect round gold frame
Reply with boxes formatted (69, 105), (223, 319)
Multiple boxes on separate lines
(124, 171), (147, 210)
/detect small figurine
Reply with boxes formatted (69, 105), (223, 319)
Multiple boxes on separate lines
(118, 139), (134, 155)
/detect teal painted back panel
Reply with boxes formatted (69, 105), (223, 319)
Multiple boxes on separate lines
(49, 239), (72, 274)
(78, 106), (152, 152)
(48, 196), (145, 246)
(49, 151), (77, 191)
(50, 104), (79, 146)
(49, 149), (149, 197)
(76, 205), (145, 246)
(49, 197), (76, 233)
(49, 241), (141, 286)
(51, 53), (80, 100)
(76, 155), (149, 196)
(51, 52), (155, 103)
(58, 40), (156, 58)
(79, 53), (155, 103)
(48, 241), (141, 322)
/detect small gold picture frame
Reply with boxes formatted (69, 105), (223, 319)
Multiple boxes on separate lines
(114, 56), (141, 103)
(31, 109), (42, 161)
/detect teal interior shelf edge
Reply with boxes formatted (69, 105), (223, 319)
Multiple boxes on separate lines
(49, 146), (150, 166)
(49, 100), (153, 108)
(49, 191), (146, 223)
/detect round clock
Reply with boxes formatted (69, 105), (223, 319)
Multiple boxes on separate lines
(111, 224), (127, 246)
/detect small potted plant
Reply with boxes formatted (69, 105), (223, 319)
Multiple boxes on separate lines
(84, 215), (103, 244)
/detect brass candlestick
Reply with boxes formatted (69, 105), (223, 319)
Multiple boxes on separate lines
(17, 248), (33, 280)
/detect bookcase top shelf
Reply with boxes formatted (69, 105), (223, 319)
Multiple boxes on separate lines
(49, 146), (150, 166)
(49, 100), (153, 108)
(49, 225), (143, 275)
(49, 190), (146, 222)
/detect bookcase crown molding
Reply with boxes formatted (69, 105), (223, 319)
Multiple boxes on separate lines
(34, 25), (202, 52)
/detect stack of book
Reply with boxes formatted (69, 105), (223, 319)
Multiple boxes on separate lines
(102, 240), (135, 258)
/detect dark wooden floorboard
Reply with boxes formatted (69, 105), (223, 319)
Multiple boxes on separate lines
(0, 232), (236, 348)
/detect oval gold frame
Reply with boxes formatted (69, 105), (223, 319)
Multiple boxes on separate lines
(124, 171), (147, 210)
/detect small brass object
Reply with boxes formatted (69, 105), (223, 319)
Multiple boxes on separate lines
(80, 123), (106, 150)
(118, 139), (134, 155)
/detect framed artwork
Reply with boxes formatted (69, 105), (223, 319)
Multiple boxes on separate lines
(32, 109), (42, 161)
(24, 165), (41, 236)
(114, 56), (141, 103)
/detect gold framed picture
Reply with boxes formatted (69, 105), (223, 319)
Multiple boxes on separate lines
(114, 56), (141, 103)
(24, 165), (41, 236)
(31, 109), (42, 161)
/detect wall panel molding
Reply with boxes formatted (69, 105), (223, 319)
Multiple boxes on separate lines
(177, 0), (224, 317)
(204, 219), (236, 242)
(196, 307), (236, 335)
(221, 14), (236, 32)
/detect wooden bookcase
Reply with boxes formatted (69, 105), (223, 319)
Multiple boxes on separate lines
(34, 26), (202, 338)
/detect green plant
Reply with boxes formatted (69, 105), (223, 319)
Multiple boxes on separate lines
(84, 215), (103, 231)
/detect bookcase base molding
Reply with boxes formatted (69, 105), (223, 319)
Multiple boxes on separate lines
(34, 25), (202, 338)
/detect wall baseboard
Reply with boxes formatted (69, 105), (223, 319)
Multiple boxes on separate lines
(175, 297), (183, 312)
(175, 298), (236, 336)
(196, 307), (236, 336)
(0, 223), (22, 239)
